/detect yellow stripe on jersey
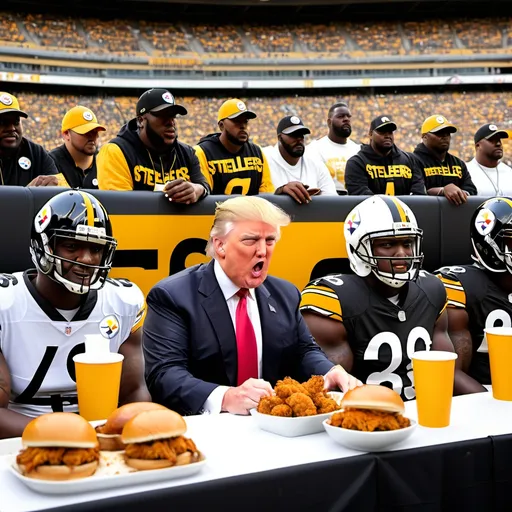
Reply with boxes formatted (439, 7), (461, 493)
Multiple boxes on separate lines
(300, 285), (342, 322)
(438, 298), (448, 317)
(78, 191), (94, 227)
(131, 300), (147, 333)
(437, 276), (466, 308)
(390, 197), (408, 222)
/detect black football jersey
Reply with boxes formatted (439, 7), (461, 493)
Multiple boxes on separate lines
(435, 264), (512, 385)
(300, 272), (447, 401)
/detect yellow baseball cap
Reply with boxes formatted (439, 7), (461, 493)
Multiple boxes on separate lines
(421, 115), (457, 135)
(217, 99), (257, 122)
(62, 106), (106, 135)
(0, 92), (28, 118)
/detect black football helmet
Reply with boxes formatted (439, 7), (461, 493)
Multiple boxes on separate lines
(471, 197), (512, 273)
(30, 190), (117, 294)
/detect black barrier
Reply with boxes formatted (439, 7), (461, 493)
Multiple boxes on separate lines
(0, 186), (487, 298)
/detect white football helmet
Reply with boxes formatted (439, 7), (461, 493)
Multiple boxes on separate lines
(344, 196), (424, 288)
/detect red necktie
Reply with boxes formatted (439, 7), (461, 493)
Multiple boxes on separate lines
(235, 288), (258, 386)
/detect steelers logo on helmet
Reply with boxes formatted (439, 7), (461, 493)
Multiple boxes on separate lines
(237, 101), (246, 111)
(345, 209), (361, 236)
(162, 92), (174, 104)
(82, 111), (93, 122)
(489, 124), (498, 131)
(18, 157), (31, 170)
(436, 116), (446, 124)
(99, 315), (120, 339)
(290, 116), (301, 125)
(34, 205), (52, 234)
(475, 208), (496, 236)
(0, 94), (13, 106)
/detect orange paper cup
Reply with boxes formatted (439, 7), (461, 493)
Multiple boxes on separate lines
(73, 353), (124, 422)
(485, 327), (512, 401)
(412, 351), (457, 428)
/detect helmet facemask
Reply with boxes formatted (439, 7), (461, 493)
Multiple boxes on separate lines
(474, 226), (512, 275)
(31, 225), (117, 295)
(351, 225), (424, 289)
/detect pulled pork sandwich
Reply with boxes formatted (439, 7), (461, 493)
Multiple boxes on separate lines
(95, 402), (168, 451)
(121, 409), (200, 471)
(16, 413), (100, 480)
(329, 385), (411, 432)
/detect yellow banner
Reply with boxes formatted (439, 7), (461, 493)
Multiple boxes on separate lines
(108, 214), (346, 297)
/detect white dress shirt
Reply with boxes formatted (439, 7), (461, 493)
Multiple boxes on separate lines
(202, 260), (263, 414)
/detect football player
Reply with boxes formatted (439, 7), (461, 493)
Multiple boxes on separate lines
(300, 195), (485, 401)
(0, 190), (151, 439)
(436, 197), (512, 385)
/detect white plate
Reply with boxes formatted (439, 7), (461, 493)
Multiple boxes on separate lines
(323, 418), (417, 452)
(249, 391), (343, 437)
(8, 454), (206, 495)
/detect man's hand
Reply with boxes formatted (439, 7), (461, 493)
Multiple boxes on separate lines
(442, 183), (468, 206)
(27, 175), (59, 187)
(324, 365), (362, 393)
(164, 179), (198, 204)
(276, 181), (312, 204)
(221, 378), (273, 415)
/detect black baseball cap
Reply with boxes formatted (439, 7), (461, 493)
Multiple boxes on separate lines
(370, 115), (397, 132)
(474, 123), (509, 144)
(277, 115), (311, 136)
(136, 89), (187, 117)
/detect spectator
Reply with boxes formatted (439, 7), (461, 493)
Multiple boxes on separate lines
(0, 92), (61, 187)
(413, 115), (476, 205)
(467, 124), (512, 196)
(194, 99), (274, 195)
(307, 102), (361, 194)
(345, 115), (425, 196)
(50, 106), (106, 189)
(264, 115), (336, 203)
(97, 89), (209, 203)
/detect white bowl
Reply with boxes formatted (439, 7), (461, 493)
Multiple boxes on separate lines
(249, 391), (343, 437)
(323, 417), (417, 452)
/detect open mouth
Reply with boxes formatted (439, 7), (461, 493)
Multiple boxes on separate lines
(252, 261), (264, 277)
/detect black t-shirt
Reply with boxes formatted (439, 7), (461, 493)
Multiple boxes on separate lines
(300, 272), (447, 401)
(49, 144), (98, 189)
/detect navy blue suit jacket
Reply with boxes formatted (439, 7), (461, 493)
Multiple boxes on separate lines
(143, 261), (334, 415)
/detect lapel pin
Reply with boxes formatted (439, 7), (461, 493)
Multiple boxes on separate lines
(269, 304), (276, 313)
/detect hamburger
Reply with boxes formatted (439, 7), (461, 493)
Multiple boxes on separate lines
(329, 385), (411, 432)
(121, 409), (200, 471)
(95, 402), (168, 451)
(16, 412), (100, 480)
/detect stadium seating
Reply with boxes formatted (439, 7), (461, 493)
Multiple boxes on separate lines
(19, 90), (512, 166)
(3, 13), (511, 57)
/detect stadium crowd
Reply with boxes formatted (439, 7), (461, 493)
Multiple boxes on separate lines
(18, 90), (512, 165)
(1, 13), (511, 55)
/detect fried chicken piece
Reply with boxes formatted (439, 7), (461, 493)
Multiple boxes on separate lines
(270, 404), (293, 417)
(16, 447), (99, 473)
(329, 409), (411, 432)
(275, 382), (308, 400)
(312, 393), (340, 414)
(286, 392), (317, 417)
(257, 395), (283, 414)
(168, 436), (197, 455)
(302, 376), (325, 397)
(125, 439), (177, 464)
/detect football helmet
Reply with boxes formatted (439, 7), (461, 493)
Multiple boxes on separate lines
(344, 195), (424, 288)
(471, 197), (512, 273)
(30, 190), (117, 294)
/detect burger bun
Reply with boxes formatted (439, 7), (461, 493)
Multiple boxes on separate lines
(341, 385), (405, 414)
(19, 461), (99, 481)
(121, 409), (186, 444)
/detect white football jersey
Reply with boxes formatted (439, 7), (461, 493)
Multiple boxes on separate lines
(0, 271), (145, 418)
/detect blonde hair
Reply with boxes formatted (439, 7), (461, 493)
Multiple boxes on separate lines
(205, 196), (291, 258)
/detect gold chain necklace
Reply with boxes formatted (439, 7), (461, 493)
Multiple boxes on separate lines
(146, 148), (177, 183)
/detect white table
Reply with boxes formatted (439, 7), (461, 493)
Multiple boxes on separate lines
(1, 391), (511, 512)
